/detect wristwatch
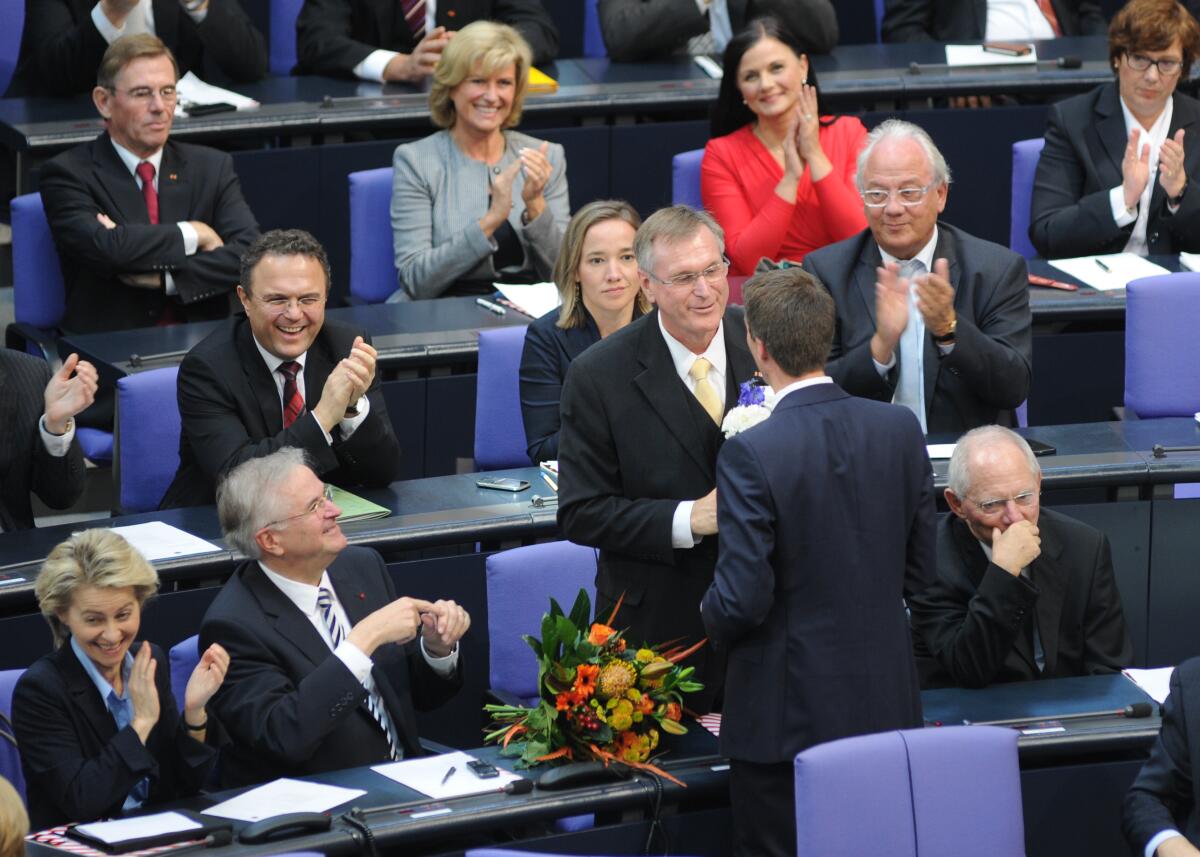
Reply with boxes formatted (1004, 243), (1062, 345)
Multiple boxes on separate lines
(931, 316), (957, 344)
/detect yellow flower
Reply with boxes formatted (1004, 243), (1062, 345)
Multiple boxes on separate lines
(649, 728), (660, 750)
(635, 648), (655, 663)
(611, 711), (633, 731)
(596, 660), (638, 701)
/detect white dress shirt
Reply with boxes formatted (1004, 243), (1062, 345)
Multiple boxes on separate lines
(250, 335), (370, 444)
(1109, 95), (1175, 256)
(772, 375), (834, 401)
(984, 0), (1057, 41)
(657, 312), (727, 549)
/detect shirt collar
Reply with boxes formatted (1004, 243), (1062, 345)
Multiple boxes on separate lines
(70, 635), (133, 702)
(259, 561), (330, 617)
(657, 312), (727, 379)
(110, 138), (164, 180)
(878, 225), (939, 273)
(773, 375), (834, 401)
(252, 335), (308, 376)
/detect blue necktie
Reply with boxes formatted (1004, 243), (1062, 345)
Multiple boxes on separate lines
(893, 259), (928, 433)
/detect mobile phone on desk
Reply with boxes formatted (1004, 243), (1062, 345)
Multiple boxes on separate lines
(983, 41), (1032, 56)
(467, 759), (501, 778)
(476, 477), (530, 492)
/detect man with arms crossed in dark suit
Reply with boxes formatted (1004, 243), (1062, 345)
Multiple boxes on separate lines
(0, 351), (99, 531)
(1126, 658), (1200, 857)
(39, 35), (260, 335)
(802, 118), (1032, 435)
(201, 448), (468, 787)
(702, 267), (936, 857)
(296, 0), (558, 81)
(558, 205), (757, 713)
(881, 0), (1106, 42)
(909, 425), (1132, 688)
(161, 229), (402, 508)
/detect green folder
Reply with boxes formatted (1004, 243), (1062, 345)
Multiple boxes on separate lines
(330, 486), (391, 522)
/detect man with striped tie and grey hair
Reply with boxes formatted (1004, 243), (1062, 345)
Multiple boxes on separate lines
(199, 447), (468, 788)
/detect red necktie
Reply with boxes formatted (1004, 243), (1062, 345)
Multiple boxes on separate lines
(278, 361), (306, 428)
(401, 0), (426, 41)
(1036, 0), (1063, 36)
(136, 161), (159, 224)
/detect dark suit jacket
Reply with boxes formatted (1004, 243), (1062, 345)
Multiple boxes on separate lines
(597, 0), (837, 63)
(1030, 83), (1200, 258)
(0, 350), (86, 531)
(701, 383), (935, 763)
(6, 0), (266, 97)
(881, 0), (1105, 42)
(199, 547), (463, 788)
(557, 307), (756, 713)
(295, 0), (559, 76)
(12, 641), (216, 829)
(39, 134), (260, 333)
(910, 509), (1133, 689)
(162, 316), (402, 509)
(1125, 659), (1200, 852)
(802, 223), (1032, 435)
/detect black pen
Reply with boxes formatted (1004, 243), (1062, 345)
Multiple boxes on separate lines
(1094, 258), (1112, 273)
(440, 765), (456, 785)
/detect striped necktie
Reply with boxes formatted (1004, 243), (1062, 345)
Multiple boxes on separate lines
(278, 361), (306, 429)
(401, 0), (425, 42)
(317, 587), (402, 761)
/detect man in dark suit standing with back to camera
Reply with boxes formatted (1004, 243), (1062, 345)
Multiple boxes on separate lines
(558, 205), (757, 714)
(161, 229), (402, 508)
(802, 118), (1032, 436)
(881, 0), (1106, 42)
(701, 267), (936, 857)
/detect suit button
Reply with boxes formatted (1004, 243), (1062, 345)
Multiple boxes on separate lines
(949, 368), (960, 376)
(1150, 233), (1160, 242)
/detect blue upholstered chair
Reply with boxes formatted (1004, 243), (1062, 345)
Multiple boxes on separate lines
(1010, 138), (1045, 259)
(672, 149), (705, 209)
(269, 0), (304, 75)
(348, 167), (399, 304)
(474, 326), (530, 470)
(468, 852), (699, 857)
(484, 541), (598, 707)
(169, 635), (199, 714)
(794, 725), (1023, 857)
(0, 668), (27, 801)
(115, 366), (181, 513)
(582, 0), (606, 57)
(0, 0), (24, 95)
(874, 0), (886, 41)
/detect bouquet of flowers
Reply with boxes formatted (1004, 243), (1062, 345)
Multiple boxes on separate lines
(483, 589), (704, 783)
(721, 378), (777, 439)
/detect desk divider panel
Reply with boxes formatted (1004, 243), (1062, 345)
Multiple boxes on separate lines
(1147, 498), (1200, 666)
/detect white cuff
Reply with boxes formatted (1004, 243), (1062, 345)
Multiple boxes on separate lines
(354, 49), (399, 82)
(873, 350), (897, 377)
(178, 221), (198, 256)
(184, 2), (208, 22)
(91, 2), (125, 43)
(335, 639), (375, 684)
(1146, 830), (1184, 857)
(693, 0), (711, 14)
(937, 341), (955, 356)
(164, 272), (177, 296)
(39, 415), (76, 457)
(1111, 185), (1139, 227)
(337, 395), (371, 439)
(420, 637), (460, 676)
(672, 501), (699, 549)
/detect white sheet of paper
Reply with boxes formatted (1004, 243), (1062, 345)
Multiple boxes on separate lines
(74, 812), (202, 844)
(202, 778), (365, 822)
(1123, 667), (1175, 704)
(372, 751), (521, 799)
(1048, 254), (1172, 291)
(107, 521), (222, 561)
(494, 282), (561, 320)
(174, 71), (260, 114)
(926, 443), (957, 460)
(1180, 252), (1200, 272)
(944, 44), (1038, 66)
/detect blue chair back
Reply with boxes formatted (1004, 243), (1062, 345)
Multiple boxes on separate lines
(116, 366), (181, 513)
(875, 0), (886, 41)
(474, 326), (530, 470)
(468, 852), (701, 857)
(0, 668), (27, 801)
(794, 725), (1023, 857)
(1010, 138), (1045, 259)
(485, 541), (598, 705)
(583, 0), (605, 57)
(672, 149), (705, 209)
(1125, 273), (1200, 418)
(11, 193), (66, 335)
(269, 0), (303, 75)
(169, 635), (199, 713)
(348, 167), (399, 303)
(0, 0), (24, 95)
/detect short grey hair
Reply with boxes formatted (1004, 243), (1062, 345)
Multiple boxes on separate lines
(634, 205), (726, 276)
(947, 425), (1040, 498)
(217, 447), (312, 558)
(856, 119), (952, 191)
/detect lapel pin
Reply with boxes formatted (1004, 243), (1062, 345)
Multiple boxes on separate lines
(358, 592), (365, 600)
(168, 173), (178, 181)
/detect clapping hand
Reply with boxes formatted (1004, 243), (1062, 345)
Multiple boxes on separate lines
(871, 262), (910, 364)
(914, 258), (955, 338)
(1123, 128), (1152, 211)
(183, 643), (229, 719)
(519, 141), (553, 223)
(1159, 128), (1188, 201)
(43, 353), (98, 435)
(419, 599), (471, 658)
(128, 641), (162, 744)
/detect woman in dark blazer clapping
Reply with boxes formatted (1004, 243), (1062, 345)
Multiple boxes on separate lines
(519, 200), (649, 464)
(12, 530), (228, 828)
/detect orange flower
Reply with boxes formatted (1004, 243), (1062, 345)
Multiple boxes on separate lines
(614, 638), (626, 653)
(556, 692), (573, 711)
(588, 623), (615, 646)
(637, 694), (655, 715)
(573, 664), (600, 698)
(665, 702), (682, 721)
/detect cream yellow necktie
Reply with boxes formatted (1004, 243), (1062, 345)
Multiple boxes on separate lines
(689, 357), (723, 425)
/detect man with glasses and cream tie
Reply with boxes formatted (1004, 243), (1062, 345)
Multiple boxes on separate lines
(802, 118), (1032, 435)
(909, 425), (1132, 689)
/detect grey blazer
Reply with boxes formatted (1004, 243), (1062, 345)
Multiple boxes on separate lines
(389, 129), (569, 301)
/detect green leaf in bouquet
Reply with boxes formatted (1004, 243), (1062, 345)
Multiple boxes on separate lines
(541, 611), (561, 660)
(567, 588), (592, 632)
(522, 633), (543, 658)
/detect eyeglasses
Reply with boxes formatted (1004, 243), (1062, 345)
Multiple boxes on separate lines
(107, 85), (178, 103)
(1125, 53), (1183, 76)
(262, 484), (334, 530)
(643, 257), (730, 288)
(966, 490), (1039, 516)
(860, 182), (937, 208)
(255, 295), (326, 313)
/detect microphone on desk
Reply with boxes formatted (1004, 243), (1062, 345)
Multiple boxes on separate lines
(1152, 443), (1200, 458)
(969, 701), (1154, 728)
(907, 55), (1081, 74)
